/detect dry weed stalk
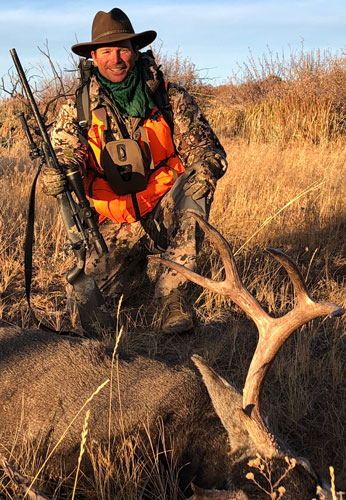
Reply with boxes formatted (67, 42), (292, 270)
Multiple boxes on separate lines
(108, 297), (125, 461)
(0, 455), (50, 500)
(22, 379), (110, 499)
(87, 418), (181, 500)
(71, 409), (90, 500)
(234, 179), (326, 255)
(206, 46), (346, 144)
(246, 452), (296, 499)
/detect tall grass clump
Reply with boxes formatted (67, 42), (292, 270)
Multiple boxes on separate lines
(206, 46), (346, 145)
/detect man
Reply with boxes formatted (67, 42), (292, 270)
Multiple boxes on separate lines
(43, 8), (227, 334)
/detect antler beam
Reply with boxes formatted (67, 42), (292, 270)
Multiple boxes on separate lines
(151, 210), (344, 454)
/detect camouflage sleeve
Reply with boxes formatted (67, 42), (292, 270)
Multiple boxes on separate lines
(168, 83), (227, 178)
(50, 98), (87, 170)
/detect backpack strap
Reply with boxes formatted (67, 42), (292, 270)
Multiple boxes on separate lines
(75, 58), (93, 128)
(76, 82), (91, 129)
(153, 79), (174, 135)
(141, 50), (174, 135)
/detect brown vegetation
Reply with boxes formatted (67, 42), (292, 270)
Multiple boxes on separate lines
(0, 46), (345, 499)
(205, 48), (346, 145)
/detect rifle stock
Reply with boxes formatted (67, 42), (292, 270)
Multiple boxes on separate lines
(10, 48), (114, 336)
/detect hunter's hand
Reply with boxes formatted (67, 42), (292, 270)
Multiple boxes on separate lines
(183, 163), (217, 201)
(41, 165), (67, 196)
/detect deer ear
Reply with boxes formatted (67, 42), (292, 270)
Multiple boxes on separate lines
(192, 355), (255, 453)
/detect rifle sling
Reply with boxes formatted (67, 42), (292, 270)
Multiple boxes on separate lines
(24, 163), (67, 333)
(24, 164), (83, 336)
(24, 163), (40, 308)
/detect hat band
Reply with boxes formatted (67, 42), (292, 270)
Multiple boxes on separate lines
(94, 29), (133, 42)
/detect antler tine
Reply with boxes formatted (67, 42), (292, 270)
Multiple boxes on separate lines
(186, 211), (243, 290)
(266, 248), (310, 299)
(151, 211), (268, 321)
(266, 248), (344, 318)
(149, 255), (224, 295)
(150, 210), (243, 296)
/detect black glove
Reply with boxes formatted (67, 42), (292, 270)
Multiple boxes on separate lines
(41, 165), (67, 196)
(183, 163), (217, 201)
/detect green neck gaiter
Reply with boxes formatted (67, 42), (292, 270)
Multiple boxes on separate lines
(94, 60), (156, 118)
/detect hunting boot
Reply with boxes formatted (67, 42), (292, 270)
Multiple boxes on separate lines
(161, 289), (194, 334)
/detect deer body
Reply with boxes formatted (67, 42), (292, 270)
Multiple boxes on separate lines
(0, 327), (329, 499)
(0, 327), (234, 491)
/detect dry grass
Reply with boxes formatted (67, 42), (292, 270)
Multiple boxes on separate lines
(205, 47), (346, 145)
(0, 45), (345, 498)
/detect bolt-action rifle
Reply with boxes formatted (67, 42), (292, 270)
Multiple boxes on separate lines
(10, 48), (114, 336)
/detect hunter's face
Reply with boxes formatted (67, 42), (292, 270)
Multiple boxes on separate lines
(91, 40), (138, 83)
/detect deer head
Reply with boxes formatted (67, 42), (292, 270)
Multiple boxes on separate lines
(152, 210), (344, 500)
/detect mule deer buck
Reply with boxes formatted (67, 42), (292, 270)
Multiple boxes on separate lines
(0, 212), (343, 499)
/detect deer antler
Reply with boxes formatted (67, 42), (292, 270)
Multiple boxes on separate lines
(151, 210), (344, 455)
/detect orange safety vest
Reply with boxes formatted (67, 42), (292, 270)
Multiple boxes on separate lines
(84, 108), (185, 224)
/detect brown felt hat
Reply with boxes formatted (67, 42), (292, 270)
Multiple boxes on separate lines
(71, 8), (157, 58)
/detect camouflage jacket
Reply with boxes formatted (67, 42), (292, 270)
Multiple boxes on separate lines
(50, 52), (227, 179)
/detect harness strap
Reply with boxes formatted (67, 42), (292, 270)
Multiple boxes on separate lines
(138, 125), (154, 171)
(93, 107), (110, 151)
(131, 193), (141, 221)
(93, 107), (108, 131)
(77, 116), (100, 173)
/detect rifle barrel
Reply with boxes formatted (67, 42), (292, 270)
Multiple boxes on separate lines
(10, 48), (58, 166)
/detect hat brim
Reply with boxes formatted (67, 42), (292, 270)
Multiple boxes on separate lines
(71, 30), (157, 58)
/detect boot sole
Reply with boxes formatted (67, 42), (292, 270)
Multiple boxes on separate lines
(161, 318), (194, 334)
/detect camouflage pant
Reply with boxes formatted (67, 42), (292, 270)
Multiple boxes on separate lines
(85, 171), (210, 300)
